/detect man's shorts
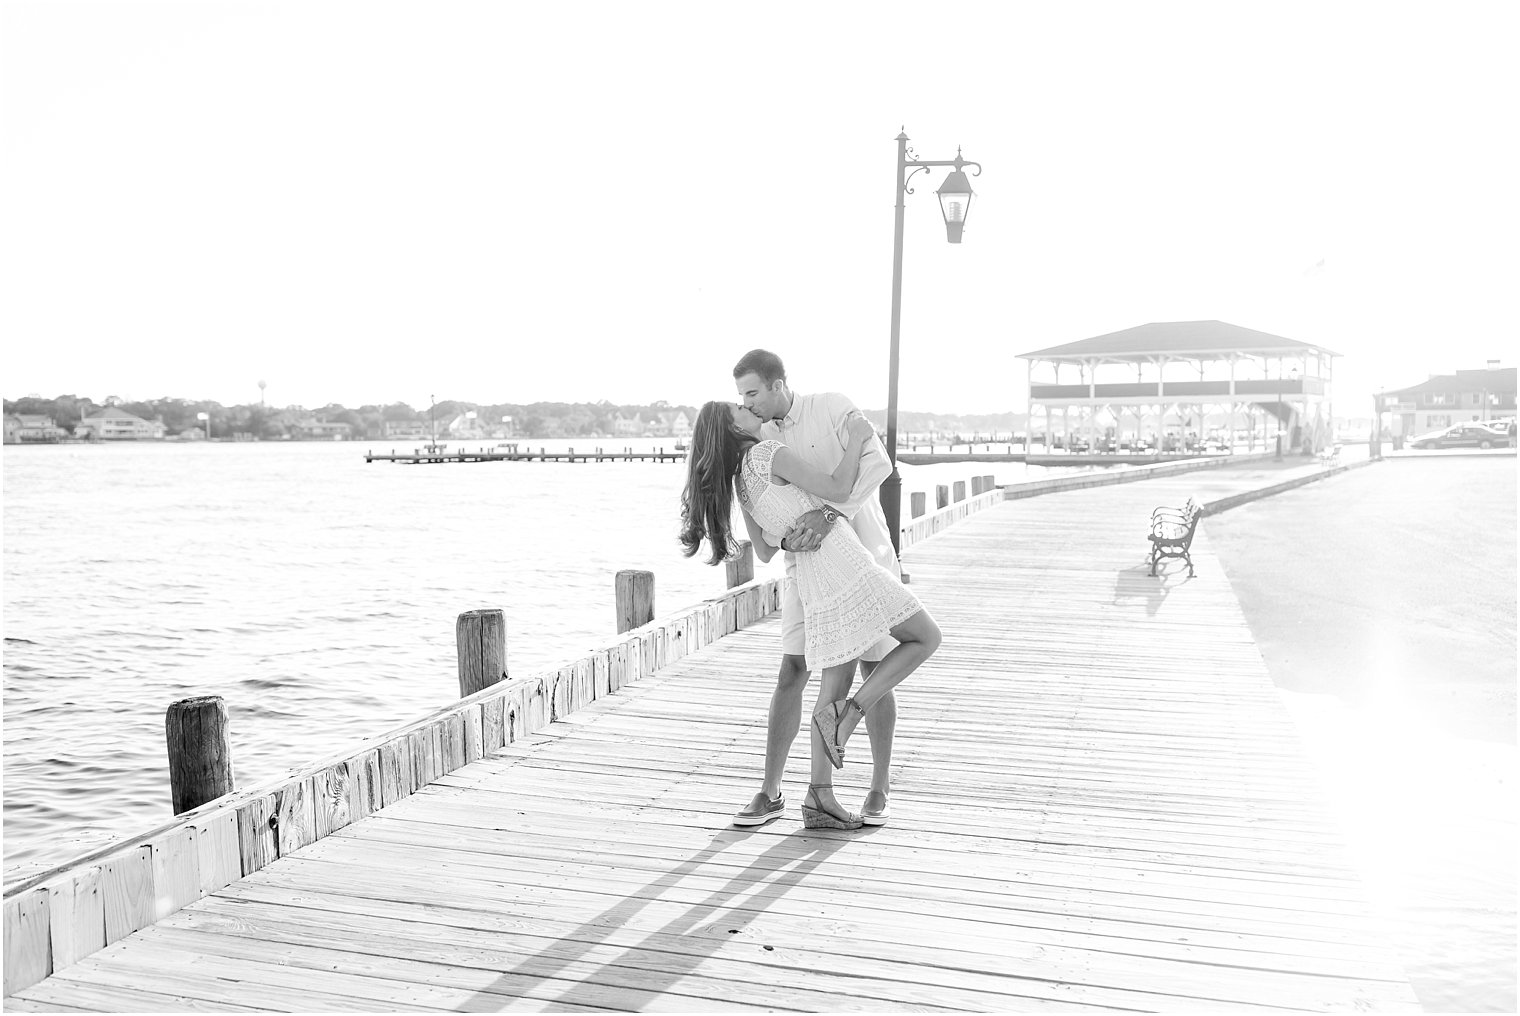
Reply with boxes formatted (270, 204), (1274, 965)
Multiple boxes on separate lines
(781, 560), (894, 664)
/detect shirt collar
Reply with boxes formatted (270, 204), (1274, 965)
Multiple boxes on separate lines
(778, 394), (802, 428)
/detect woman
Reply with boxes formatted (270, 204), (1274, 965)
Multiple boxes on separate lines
(679, 401), (942, 829)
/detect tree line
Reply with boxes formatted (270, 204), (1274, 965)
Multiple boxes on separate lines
(5, 393), (1024, 440)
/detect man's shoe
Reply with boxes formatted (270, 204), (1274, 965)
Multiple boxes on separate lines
(861, 789), (890, 826)
(733, 791), (785, 827)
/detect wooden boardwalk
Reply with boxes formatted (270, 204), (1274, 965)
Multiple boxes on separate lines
(5, 468), (1420, 1012)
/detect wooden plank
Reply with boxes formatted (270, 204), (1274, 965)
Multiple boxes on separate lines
(191, 811), (241, 896)
(4, 887), (51, 996)
(480, 692), (506, 752)
(99, 847), (153, 945)
(235, 793), (276, 876)
(150, 825), (200, 921)
(46, 868), (104, 971)
(376, 734), (413, 807)
(461, 702), (483, 764)
(11, 977), (273, 1012)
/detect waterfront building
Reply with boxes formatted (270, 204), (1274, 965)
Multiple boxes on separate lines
(1382, 366), (1516, 438)
(75, 407), (166, 441)
(1019, 320), (1338, 454)
(444, 413), (487, 441)
(3, 414), (67, 443)
(291, 419), (353, 440)
(383, 420), (429, 440)
(612, 412), (643, 437)
(660, 410), (693, 439)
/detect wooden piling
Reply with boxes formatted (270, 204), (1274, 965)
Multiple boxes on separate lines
(953, 480), (966, 502)
(936, 484), (949, 509)
(725, 540), (755, 588)
(615, 570), (655, 633)
(971, 476), (984, 495)
(164, 696), (235, 815)
(455, 608), (508, 697)
(910, 491), (926, 518)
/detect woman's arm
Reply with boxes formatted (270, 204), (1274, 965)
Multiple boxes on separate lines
(740, 504), (778, 564)
(770, 413), (873, 502)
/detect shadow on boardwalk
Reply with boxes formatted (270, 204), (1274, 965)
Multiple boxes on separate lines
(465, 830), (854, 1011)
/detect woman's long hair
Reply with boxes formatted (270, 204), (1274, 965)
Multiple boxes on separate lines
(680, 401), (759, 566)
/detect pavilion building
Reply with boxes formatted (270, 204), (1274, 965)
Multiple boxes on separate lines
(1018, 320), (1338, 454)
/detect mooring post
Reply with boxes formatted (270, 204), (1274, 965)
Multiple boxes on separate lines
(936, 484), (949, 509)
(953, 480), (966, 502)
(725, 540), (755, 588)
(910, 491), (926, 518)
(615, 570), (655, 633)
(456, 608), (508, 697)
(165, 695), (235, 815)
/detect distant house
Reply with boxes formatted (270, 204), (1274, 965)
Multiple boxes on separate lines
(1383, 366), (1516, 437)
(76, 408), (165, 441)
(291, 418), (353, 441)
(384, 420), (429, 439)
(665, 410), (692, 439)
(612, 412), (643, 437)
(4, 414), (66, 443)
(444, 413), (486, 440)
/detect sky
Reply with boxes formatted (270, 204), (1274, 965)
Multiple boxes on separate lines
(2, 1), (1515, 416)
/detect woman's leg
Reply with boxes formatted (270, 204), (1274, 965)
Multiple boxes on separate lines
(806, 661), (858, 821)
(830, 609), (941, 752)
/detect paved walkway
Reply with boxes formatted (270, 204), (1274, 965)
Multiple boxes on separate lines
(5, 460), (1423, 1012)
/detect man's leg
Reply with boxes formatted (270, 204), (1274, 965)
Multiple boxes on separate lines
(859, 659), (896, 797)
(760, 654), (812, 799)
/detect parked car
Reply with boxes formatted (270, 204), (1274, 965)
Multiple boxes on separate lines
(1408, 422), (1506, 449)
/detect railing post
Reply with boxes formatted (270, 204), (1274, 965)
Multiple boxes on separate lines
(953, 480), (966, 502)
(616, 570), (655, 633)
(910, 491), (926, 518)
(165, 696), (235, 815)
(456, 608), (508, 697)
(936, 484), (949, 509)
(725, 540), (755, 588)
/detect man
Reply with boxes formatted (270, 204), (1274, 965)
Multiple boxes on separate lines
(730, 348), (899, 827)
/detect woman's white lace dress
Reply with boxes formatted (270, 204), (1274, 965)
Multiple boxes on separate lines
(737, 439), (920, 669)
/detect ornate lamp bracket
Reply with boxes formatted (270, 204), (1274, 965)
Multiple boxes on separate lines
(900, 144), (982, 195)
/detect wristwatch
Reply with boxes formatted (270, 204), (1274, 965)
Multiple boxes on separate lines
(820, 506), (841, 525)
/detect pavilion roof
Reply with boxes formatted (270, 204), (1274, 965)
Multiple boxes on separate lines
(1019, 320), (1339, 361)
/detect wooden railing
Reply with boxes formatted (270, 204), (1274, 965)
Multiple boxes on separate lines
(1, 577), (783, 997)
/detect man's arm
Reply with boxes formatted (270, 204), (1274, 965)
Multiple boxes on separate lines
(820, 394), (891, 518)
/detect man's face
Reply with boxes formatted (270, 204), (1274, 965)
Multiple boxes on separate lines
(735, 372), (787, 422)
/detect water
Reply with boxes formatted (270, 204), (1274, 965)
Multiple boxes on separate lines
(2, 439), (1051, 879)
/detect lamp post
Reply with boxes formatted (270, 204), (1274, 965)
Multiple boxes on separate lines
(881, 129), (982, 556)
(1370, 389), (1384, 460)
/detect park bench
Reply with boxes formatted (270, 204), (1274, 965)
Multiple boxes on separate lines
(1148, 496), (1202, 577)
